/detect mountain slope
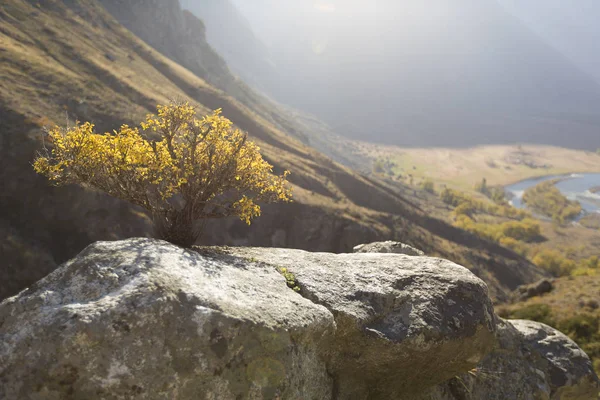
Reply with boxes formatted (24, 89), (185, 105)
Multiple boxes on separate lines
(499, 0), (600, 85)
(179, 0), (278, 95)
(194, 0), (600, 150)
(0, 0), (546, 302)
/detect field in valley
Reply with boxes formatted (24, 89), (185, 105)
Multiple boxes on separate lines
(355, 143), (600, 189)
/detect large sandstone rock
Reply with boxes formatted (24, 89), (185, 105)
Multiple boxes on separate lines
(425, 319), (599, 400)
(0, 238), (495, 400)
(353, 240), (425, 256)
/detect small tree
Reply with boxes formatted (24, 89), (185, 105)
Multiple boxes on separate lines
(474, 177), (489, 195)
(34, 103), (292, 247)
(420, 179), (435, 194)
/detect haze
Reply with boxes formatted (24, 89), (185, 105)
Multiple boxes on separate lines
(184, 0), (600, 150)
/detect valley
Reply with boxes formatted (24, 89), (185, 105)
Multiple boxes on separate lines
(356, 143), (600, 189)
(0, 0), (599, 395)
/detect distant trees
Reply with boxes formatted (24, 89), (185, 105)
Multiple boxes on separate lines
(34, 103), (292, 247)
(372, 158), (399, 177)
(500, 219), (541, 242)
(532, 249), (577, 276)
(474, 177), (489, 194)
(441, 187), (528, 219)
(420, 179), (435, 194)
(373, 159), (385, 174)
(522, 180), (582, 223)
(475, 177), (508, 204)
(454, 215), (541, 244)
(441, 184), (542, 255)
(440, 188), (462, 207)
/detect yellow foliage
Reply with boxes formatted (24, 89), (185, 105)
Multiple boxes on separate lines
(441, 187), (529, 220)
(498, 237), (528, 256)
(522, 180), (582, 223)
(532, 249), (577, 277)
(34, 103), (292, 246)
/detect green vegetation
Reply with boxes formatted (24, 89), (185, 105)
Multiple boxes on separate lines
(454, 216), (541, 244)
(372, 158), (398, 177)
(440, 187), (542, 256)
(440, 185), (600, 277)
(474, 178), (489, 195)
(474, 178), (508, 205)
(441, 188), (529, 220)
(278, 267), (301, 292)
(504, 304), (555, 327)
(531, 249), (577, 276)
(421, 179), (435, 194)
(530, 250), (599, 277)
(522, 180), (582, 223)
(373, 159), (385, 174)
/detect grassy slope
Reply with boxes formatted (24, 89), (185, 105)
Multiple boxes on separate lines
(0, 0), (546, 302)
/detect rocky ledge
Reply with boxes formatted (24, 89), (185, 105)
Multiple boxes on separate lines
(0, 239), (597, 399)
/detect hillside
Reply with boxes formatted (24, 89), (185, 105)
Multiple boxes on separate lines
(499, 0), (600, 85)
(0, 0), (548, 302)
(190, 0), (600, 150)
(179, 0), (278, 95)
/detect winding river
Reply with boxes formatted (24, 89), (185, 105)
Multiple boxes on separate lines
(505, 173), (600, 214)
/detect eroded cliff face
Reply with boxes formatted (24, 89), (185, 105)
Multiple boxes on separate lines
(0, 239), (596, 399)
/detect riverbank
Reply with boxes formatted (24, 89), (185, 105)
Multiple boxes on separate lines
(505, 173), (600, 214)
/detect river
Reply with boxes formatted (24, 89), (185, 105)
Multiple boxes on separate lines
(505, 173), (600, 214)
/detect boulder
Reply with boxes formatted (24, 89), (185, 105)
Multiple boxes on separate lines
(514, 278), (554, 301)
(0, 239), (335, 400)
(353, 240), (425, 256)
(0, 238), (495, 400)
(231, 247), (496, 398)
(425, 319), (599, 400)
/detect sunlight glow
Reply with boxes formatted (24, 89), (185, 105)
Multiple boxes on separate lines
(314, 2), (336, 13)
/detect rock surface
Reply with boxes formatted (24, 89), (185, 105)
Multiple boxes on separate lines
(0, 239), (334, 400)
(1, 238), (496, 400)
(425, 319), (599, 400)
(514, 278), (554, 301)
(353, 240), (425, 256)
(217, 246), (496, 398)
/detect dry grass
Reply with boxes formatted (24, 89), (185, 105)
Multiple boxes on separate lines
(356, 143), (600, 189)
